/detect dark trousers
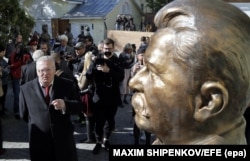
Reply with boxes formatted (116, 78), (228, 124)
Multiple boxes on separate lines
(85, 116), (95, 140)
(12, 79), (20, 114)
(0, 84), (8, 111)
(93, 102), (118, 143)
(30, 132), (78, 161)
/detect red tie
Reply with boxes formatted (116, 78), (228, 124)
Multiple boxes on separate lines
(45, 86), (50, 105)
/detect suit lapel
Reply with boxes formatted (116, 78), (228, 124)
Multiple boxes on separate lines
(51, 76), (60, 102)
(32, 78), (48, 108)
(34, 76), (62, 106)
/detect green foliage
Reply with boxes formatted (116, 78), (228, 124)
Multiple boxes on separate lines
(145, 0), (174, 13)
(0, 0), (35, 45)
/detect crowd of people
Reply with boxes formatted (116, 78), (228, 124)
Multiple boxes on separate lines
(0, 21), (152, 159)
(114, 14), (154, 32)
(115, 15), (136, 31)
(2, 0), (250, 159)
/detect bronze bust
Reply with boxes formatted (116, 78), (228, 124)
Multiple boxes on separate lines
(129, 0), (250, 144)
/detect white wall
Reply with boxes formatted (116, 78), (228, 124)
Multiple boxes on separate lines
(70, 19), (105, 45)
(23, 0), (76, 36)
(230, 3), (250, 17)
(22, 0), (143, 43)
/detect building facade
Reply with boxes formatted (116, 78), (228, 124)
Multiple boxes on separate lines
(21, 0), (145, 45)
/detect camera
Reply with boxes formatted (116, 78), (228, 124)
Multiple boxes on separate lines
(79, 84), (94, 95)
(104, 51), (112, 57)
(80, 88), (89, 95)
(91, 49), (98, 56)
(64, 55), (71, 59)
(95, 57), (105, 65)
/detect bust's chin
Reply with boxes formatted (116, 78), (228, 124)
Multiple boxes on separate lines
(134, 115), (153, 133)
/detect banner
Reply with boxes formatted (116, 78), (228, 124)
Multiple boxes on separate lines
(109, 145), (249, 161)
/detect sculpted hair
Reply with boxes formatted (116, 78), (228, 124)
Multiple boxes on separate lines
(154, 0), (250, 115)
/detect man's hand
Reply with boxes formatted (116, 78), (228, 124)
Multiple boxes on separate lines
(96, 63), (110, 73)
(51, 99), (66, 110)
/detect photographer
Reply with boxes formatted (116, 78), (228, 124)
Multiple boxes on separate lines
(70, 42), (87, 78)
(86, 38), (124, 154)
(69, 42), (88, 126)
(84, 35), (98, 56)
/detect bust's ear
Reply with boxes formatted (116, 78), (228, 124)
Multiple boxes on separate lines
(194, 81), (228, 122)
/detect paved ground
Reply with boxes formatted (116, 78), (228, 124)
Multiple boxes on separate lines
(0, 83), (146, 161)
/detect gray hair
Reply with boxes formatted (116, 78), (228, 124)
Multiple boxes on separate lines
(36, 55), (55, 69)
(32, 50), (45, 61)
(59, 34), (68, 42)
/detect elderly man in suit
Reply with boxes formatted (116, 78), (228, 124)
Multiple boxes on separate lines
(19, 56), (83, 161)
(54, 34), (75, 58)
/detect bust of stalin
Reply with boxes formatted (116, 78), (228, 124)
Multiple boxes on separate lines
(129, 0), (250, 144)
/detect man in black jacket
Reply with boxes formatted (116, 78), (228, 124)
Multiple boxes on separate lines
(86, 38), (124, 154)
(19, 56), (83, 161)
(84, 35), (98, 56)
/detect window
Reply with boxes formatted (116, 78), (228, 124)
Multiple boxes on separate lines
(41, 7), (46, 17)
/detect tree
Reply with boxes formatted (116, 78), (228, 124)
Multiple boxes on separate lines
(0, 0), (35, 45)
(146, 0), (174, 13)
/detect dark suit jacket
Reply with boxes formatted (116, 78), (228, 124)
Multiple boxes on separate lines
(54, 45), (75, 57)
(20, 62), (37, 85)
(19, 76), (83, 161)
